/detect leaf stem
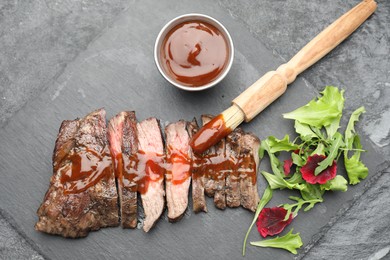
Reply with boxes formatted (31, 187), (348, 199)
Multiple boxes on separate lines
(242, 186), (273, 256)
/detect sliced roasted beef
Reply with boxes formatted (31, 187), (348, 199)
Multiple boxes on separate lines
(165, 120), (192, 222)
(36, 109), (119, 238)
(201, 115), (218, 197)
(108, 111), (138, 228)
(200, 115), (227, 209)
(187, 119), (207, 213)
(239, 133), (260, 212)
(137, 118), (165, 232)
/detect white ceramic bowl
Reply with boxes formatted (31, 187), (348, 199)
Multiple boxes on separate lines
(154, 13), (234, 91)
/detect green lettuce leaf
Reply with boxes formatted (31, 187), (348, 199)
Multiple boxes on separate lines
(314, 132), (344, 175)
(294, 121), (318, 140)
(320, 175), (348, 192)
(325, 87), (345, 138)
(283, 86), (344, 129)
(344, 107), (368, 184)
(345, 106), (366, 148)
(250, 229), (303, 254)
(267, 135), (299, 153)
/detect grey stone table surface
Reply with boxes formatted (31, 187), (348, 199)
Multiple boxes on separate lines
(0, 0), (389, 259)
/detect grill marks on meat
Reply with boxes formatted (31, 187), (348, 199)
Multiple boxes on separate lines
(36, 109), (119, 238)
(201, 115), (218, 197)
(238, 133), (260, 212)
(165, 120), (192, 222)
(137, 118), (165, 232)
(108, 111), (138, 228)
(225, 129), (243, 208)
(187, 119), (207, 213)
(199, 115), (260, 212)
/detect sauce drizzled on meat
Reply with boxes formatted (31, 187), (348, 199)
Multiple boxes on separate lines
(123, 151), (165, 194)
(166, 149), (192, 185)
(60, 148), (112, 194)
(59, 128), (255, 195)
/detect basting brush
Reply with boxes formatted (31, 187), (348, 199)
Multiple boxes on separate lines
(190, 0), (377, 154)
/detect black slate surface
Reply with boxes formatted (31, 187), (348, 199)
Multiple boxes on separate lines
(0, 0), (388, 259)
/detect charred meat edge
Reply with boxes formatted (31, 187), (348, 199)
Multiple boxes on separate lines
(186, 118), (207, 213)
(225, 129), (243, 208)
(239, 133), (260, 212)
(165, 120), (192, 222)
(137, 118), (165, 232)
(36, 108), (119, 238)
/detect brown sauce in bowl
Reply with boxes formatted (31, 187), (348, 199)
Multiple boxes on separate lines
(160, 20), (229, 87)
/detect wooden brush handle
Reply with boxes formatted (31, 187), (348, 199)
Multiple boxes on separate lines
(233, 0), (377, 122)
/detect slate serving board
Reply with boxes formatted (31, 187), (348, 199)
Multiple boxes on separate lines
(0, 0), (385, 259)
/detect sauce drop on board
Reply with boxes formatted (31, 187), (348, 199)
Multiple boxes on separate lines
(161, 20), (229, 87)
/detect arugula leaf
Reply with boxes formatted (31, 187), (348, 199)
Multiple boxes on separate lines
(282, 196), (323, 219)
(243, 186), (273, 256)
(344, 107), (368, 184)
(250, 229), (303, 254)
(320, 175), (348, 192)
(300, 183), (324, 211)
(314, 132), (344, 175)
(260, 139), (284, 178)
(262, 171), (306, 191)
(311, 143), (325, 156)
(283, 86), (344, 129)
(267, 135), (299, 153)
(291, 152), (304, 166)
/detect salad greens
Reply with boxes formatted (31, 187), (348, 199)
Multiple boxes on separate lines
(245, 86), (368, 256)
(250, 229), (303, 255)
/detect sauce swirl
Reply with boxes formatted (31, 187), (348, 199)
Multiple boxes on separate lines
(161, 20), (229, 87)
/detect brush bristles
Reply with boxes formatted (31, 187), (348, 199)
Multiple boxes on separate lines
(221, 105), (245, 131)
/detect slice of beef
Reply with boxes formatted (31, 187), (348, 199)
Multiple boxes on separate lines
(201, 114), (227, 209)
(108, 111), (138, 228)
(137, 118), (165, 232)
(165, 120), (192, 222)
(35, 108), (119, 238)
(201, 115), (218, 197)
(225, 129), (243, 208)
(212, 133), (227, 210)
(186, 118), (207, 213)
(239, 133), (261, 212)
